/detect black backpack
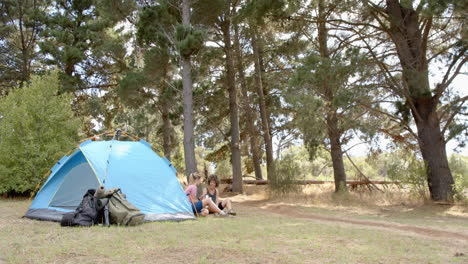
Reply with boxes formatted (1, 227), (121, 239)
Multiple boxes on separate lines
(60, 189), (107, 227)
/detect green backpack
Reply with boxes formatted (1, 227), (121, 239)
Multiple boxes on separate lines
(107, 188), (145, 226)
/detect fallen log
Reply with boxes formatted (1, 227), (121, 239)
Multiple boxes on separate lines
(220, 179), (398, 185)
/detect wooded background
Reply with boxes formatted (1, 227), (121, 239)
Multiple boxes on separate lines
(0, 0), (466, 202)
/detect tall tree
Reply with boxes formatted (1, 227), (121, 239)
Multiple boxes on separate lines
(180, 0), (198, 179)
(33, 0), (135, 136)
(193, 0), (243, 192)
(358, 0), (466, 201)
(250, 27), (276, 183)
(286, 0), (376, 192)
(222, 4), (243, 192)
(233, 23), (263, 180)
(241, 0), (289, 183)
(0, 0), (46, 91)
(129, 2), (181, 160)
(117, 53), (180, 160)
(135, 0), (204, 177)
(317, 0), (347, 192)
(37, 0), (134, 92)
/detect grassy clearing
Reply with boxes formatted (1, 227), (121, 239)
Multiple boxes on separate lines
(1, 197), (468, 264)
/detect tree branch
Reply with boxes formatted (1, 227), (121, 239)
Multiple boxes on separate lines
(439, 95), (468, 120)
(435, 49), (467, 100)
(428, 42), (459, 63)
(421, 17), (432, 56)
(440, 96), (468, 136)
(345, 152), (382, 192)
(441, 99), (467, 136)
(357, 100), (418, 139)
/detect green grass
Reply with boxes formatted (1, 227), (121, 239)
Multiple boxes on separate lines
(1, 199), (467, 264)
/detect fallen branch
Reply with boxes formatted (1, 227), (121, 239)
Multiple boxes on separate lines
(221, 179), (398, 186)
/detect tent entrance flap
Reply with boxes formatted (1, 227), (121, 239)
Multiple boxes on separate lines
(49, 163), (100, 209)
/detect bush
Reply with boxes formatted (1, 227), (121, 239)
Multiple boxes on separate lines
(385, 149), (428, 199)
(0, 73), (80, 195)
(269, 154), (303, 195)
(449, 155), (468, 202)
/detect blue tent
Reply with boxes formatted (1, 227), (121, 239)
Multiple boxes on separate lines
(24, 139), (195, 222)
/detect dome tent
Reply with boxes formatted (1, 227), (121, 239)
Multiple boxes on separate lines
(24, 134), (194, 222)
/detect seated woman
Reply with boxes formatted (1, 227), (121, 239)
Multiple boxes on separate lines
(185, 173), (228, 217)
(200, 175), (236, 216)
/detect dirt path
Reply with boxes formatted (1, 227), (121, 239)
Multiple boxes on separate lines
(238, 201), (468, 242)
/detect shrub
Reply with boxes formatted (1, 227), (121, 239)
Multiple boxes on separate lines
(269, 154), (303, 195)
(0, 73), (80, 195)
(449, 155), (468, 202)
(385, 149), (428, 199)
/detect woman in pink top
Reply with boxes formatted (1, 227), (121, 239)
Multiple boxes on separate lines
(185, 173), (227, 217)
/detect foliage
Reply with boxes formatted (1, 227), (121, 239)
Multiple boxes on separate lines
(37, 0), (134, 92)
(269, 153), (303, 195)
(449, 155), (468, 201)
(0, 73), (80, 195)
(0, 0), (47, 91)
(117, 71), (150, 107)
(130, 1), (192, 162)
(176, 24), (206, 58)
(0, 0), (466, 200)
(385, 149), (428, 199)
(356, 0), (466, 200)
(288, 46), (373, 160)
(136, 3), (178, 47)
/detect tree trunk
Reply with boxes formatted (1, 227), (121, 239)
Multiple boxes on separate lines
(385, 0), (454, 201)
(161, 93), (172, 160)
(251, 27), (276, 183)
(256, 29), (273, 131)
(233, 23), (263, 180)
(413, 98), (454, 200)
(159, 67), (172, 160)
(327, 112), (347, 192)
(21, 48), (30, 84)
(181, 0), (197, 181)
(221, 20), (243, 193)
(65, 63), (75, 76)
(318, 0), (347, 192)
(18, 2), (30, 85)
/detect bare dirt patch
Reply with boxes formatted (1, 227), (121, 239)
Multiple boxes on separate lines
(224, 185), (468, 243)
(248, 202), (468, 241)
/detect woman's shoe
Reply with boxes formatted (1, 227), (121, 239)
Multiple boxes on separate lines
(218, 212), (230, 218)
(227, 209), (237, 216)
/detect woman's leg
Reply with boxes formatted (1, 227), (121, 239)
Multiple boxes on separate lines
(192, 201), (204, 216)
(200, 208), (209, 216)
(202, 198), (225, 215)
(221, 199), (232, 211)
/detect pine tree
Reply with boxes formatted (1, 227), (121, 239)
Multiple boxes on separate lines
(0, 0), (47, 91)
(287, 0), (375, 192)
(136, 0), (205, 178)
(193, 0), (244, 192)
(37, 0), (134, 92)
(356, 0), (467, 201)
(233, 22), (263, 180)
